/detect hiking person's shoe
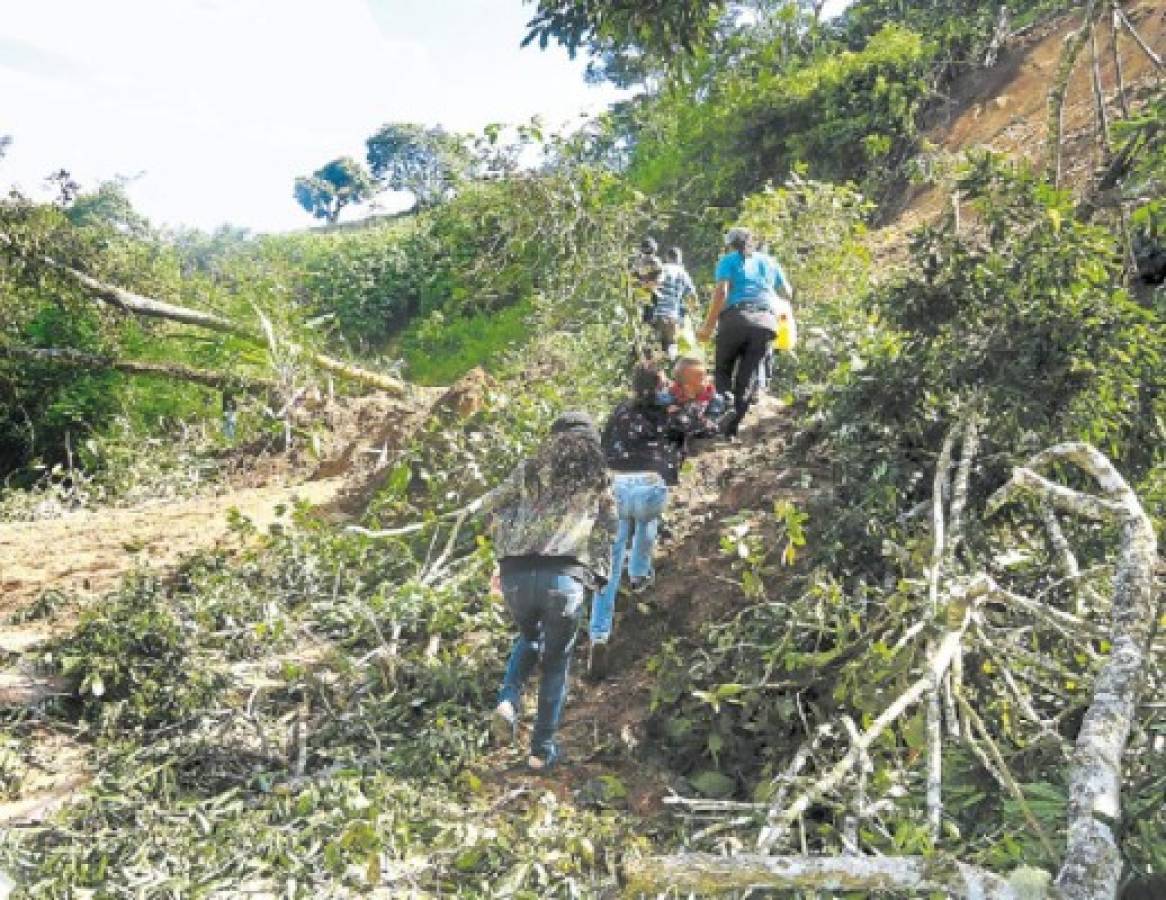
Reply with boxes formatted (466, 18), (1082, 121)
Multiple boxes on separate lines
(587, 639), (610, 682)
(628, 573), (655, 594)
(527, 746), (561, 772)
(490, 701), (518, 746)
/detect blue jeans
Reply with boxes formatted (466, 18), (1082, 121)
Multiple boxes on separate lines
(497, 567), (586, 760)
(589, 472), (669, 642)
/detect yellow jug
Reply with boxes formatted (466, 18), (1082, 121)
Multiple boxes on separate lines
(775, 310), (797, 352)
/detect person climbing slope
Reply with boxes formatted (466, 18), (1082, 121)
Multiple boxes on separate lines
(483, 412), (617, 771)
(631, 236), (664, 320)
(587, 360), (709, 680)
(652, 247), (699, 361)
(697, 226), (793, 438)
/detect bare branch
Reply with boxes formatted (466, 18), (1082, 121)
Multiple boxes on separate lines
(957, 691), (1058, 858)
(0, 345), (276, 393)
(1109, 3), (1130, 118)
(1046, 3), (1095, 185)
(623, 853), (1024, 899)
(992, 442), (1158, 900)
(1113, 4), (1164, 71)
(1088, 16), (1112, 155)
(988, 466), (1125, 522)
(944, 411), (981, 572)
(985, 583), (1107, 642)
(1041, 498), (1081, 610)
(757, 576), (990, 851)
(345, 496), (486, 541)
(929, 423), (959, 611)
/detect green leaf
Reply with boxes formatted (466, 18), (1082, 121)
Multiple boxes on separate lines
(689, 770), (736, 799)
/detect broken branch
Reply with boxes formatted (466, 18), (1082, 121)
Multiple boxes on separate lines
(623, 853), (1023, 899)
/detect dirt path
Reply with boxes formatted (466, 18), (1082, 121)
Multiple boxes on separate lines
(0, 478), (345, 626)
(0, 378), (454, 629)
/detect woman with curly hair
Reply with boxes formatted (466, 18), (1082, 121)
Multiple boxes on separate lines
(479, 412), (616, 771)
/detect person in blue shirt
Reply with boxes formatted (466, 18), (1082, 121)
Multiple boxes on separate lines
(697, 226), (793, 438)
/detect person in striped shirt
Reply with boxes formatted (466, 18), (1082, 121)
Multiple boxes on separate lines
(652, 247), (698, 361)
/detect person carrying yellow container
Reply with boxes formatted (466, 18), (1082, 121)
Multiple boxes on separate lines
(697, 226), (794, 438)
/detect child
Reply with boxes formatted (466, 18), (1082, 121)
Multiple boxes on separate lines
(667, 356), (716, 408)
(662, 357), (725, 438)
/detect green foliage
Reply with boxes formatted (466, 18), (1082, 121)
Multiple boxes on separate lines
(742, 25), (933, 183)
(1111, 89), (1166, 283)
(253, 220), (423, 350)
(65, 180), (150, 236)
(51, 576), (222, 732)
(822, 155), (1164, 570)
(626, 23), (933, 257)
(844, 0), (1074, 66)
(399, 301), (532, 385)
(365, 123), (469, 210)
(293, 156), (376, 224)
(522, 0), (726, 58)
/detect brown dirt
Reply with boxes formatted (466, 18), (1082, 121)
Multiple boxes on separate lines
(874, 1), (1165, 262)
(0, 378), (468, 626)
(0, 477), (343, 617)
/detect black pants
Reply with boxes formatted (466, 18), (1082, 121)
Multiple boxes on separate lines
(714, 307), (775, 436)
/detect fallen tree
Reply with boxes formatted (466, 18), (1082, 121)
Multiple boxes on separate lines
(989, 443), (1158, 900)
(624, 853), (1026, 899)
(0, 231), (411, 396)
(627, 442), (1158, 900)
(0, 345), (278, 393)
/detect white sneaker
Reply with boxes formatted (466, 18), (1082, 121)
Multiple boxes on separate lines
(490, 701), (517, 746)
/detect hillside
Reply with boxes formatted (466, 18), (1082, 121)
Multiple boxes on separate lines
(889, 0), (1164, 229)
(0, 1), (1163, 898)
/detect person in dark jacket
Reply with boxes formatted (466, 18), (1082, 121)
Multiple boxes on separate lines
(587, 361), (712, 679)
(482, 412), (616, 771)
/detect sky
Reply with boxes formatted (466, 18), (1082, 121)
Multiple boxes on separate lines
(0, 0), (852, 234)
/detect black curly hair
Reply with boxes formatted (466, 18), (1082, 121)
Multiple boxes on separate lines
(526, 413), (608, 497)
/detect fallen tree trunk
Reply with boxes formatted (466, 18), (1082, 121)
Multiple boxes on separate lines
(58, 265), (251, 339)
(623, 853), (1021, 899)
(0, 345), (277, 393)
(989, 442), (1158, 900)
(0, 232), (410, 396)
